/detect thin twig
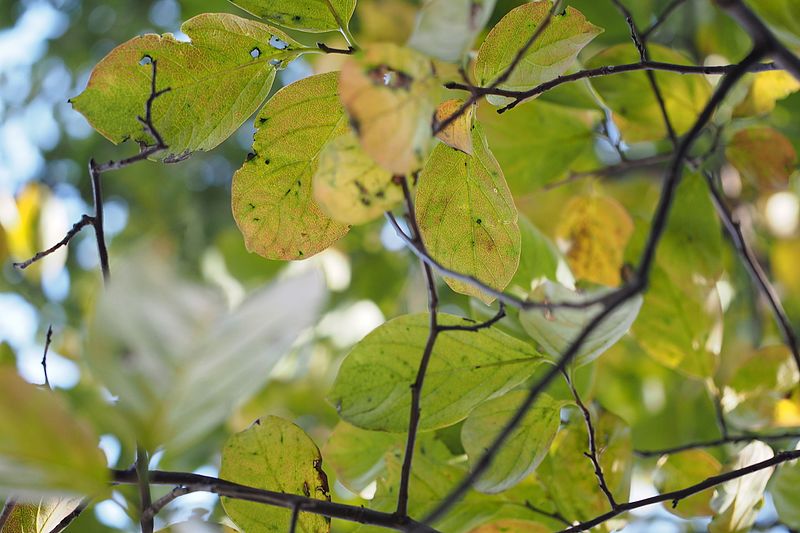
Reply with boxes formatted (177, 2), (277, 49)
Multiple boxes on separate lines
(544, 153), (672, 190)
(524, 501), (572, 527)
(641, 0), (689, 39)
(289, 503), (301, 533)
(50, 498), (91, 533)
(41, 325), (53, 389)
(142, 486), (192, 523)
(635, 430), (800, 457)
(13, 215), (94, 270)
(437, 304), (506, 332)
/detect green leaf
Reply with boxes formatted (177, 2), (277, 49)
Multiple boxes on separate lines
(229, 0), (356, 32)
(220, 416), (330, 533)
(478, 100), (598, 193)
(232, 72), (350, 261)
(408, 0), (497, 62)
(468, 520), (549, 533)
(323, 422), (402, 493)
(519, 281), (643, 368)
(312, 131), (405, 225)
(772, 445), (800, 530)
(709, 441), (774, 533)
(339, 43), (438, 174)
(461, 392), (564, 493)
(653, 450), (722, 518)
(86, 251), (326, 453)
(474, 3), (602, 106)
(511, 216), (563, 293)
(725, 126), (798, 190)
(0, 369), (108, 498)
(747, 0), (800, 46)
(0, 496), (83, 533)
(71, 14), (304, 159)
(328, 313), (546, 432)
(416, 124), (521, 304)
(587, 44), (712, 142)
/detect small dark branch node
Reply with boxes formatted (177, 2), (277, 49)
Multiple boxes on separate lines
(317, 42), (354, 55)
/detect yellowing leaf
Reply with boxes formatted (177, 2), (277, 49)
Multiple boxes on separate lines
(416, 124), (520, 303)
(4, 183), (43, 269)
(408, 0), (497, 62)
(725, 126), (798, 189)
(474, 3), (602, 106)
(1, 497), (84, 533)
(556, 194), (633, 287)
(339, 43), (437, 174)
(654, 450), (722, 518)
(355, 0), (418, 44)
(468, 520), (549, 533)
(735, 70), (800, 116)
(775, 396), (800, 427)
(220, 416), (330, 533)
(435, 99), (474, 154)
(71, 14), (304, 159)
(231, 72), (349, 261)
(229, 0), (356, 32)
(771, 238), (800, 295)
(312, 131), (405, 225)
(710, 441), (774, 533)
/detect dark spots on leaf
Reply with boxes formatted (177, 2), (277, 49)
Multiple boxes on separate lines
(139, 54), (153, 66)
(367, 64), (414, 90)
(246, 151), (257, 161)
(298, 250), (304, 257)
(254, 418), (261, 425)
(265, 158), (271, 165)
(250, 47), (261, 59)
(284, 188), (292, 196)
(293, 15), (302, 22)
(248, 203), (255, 209)
(376, 190), (385, 199)
(476, 218), (482, 225)
(259, 117), (268, 124)
(253, 217), (261, 221)
(297, 180), (302, 187)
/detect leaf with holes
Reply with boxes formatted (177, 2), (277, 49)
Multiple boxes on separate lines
(416, 124), (520, 304)
(474, 3), (602, 106)
(408, 0), (497, 62)
(71, 13), (304, 159)
(232, 72), (350, 261)
(339, 43), (438, 174)
(220, 416), (330, 533)
(229, 0), (356, 32)
(328, 313), (546, 432)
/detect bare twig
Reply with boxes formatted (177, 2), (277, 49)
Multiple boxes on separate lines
(636, 430), (800, 457)
(41, 325), (53, 389)
(437, 304), (506, 332)
(142, 486), (192, 523)
(12, 215), (94, 270)
(524, 501), (572, 527)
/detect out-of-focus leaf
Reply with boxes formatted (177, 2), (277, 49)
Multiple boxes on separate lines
(323, 422), (402, 493)
(772, 444), (800, 530)
(587, 44), (712, 142)
(339, 43), (437, 174)
(709, 441), (774, 533)
(654, 450), (722, 518)
(355, 0), (417, 44)
(434, 99), (474, 154)
(71, 14), (303, 159)
(747, 0), (800, 46)
(220, 416), (330, 533)
(475, 3), (602, 106)
(328, 313), (546, 432)
(0, 369), (108, 498)
(156, 519), (238, 532)
(408, 0), (497, 62)
(511, 216), (563, 292)
(520, 281), (643, 368)
(416, 124), (520, 304)
(771, 238), (800, 295)
(0, 496), (83, 533)
(461, 392), (564, 493)
(556, 193), (633, 287)
(228, 0), (356, 32)
(87, 251), (326, 453)
(725, 126), (798, 190)
(735, 70), (800, 116)
(467, 520), (549, 533)
(232, 72), (349, 261)
(313, 131), (405, 225)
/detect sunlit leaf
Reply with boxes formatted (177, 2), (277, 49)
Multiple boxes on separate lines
(71, 14), (304, 159)
(228, 0), (356, 32)
(323, 422), (402, 493)
(474, 3), (602, 106)
(462, 392), (564, 493)
(735, 70), (800, 116)
(434, 99), (474, 154)
(519, 281), (643, 368)
(408, 0), (497, 62)
(312, 131), (405, 225)
(654, 450), (722, 518)
(709, 441), (774, 533)
(416, 124), (520, 304)
(328, 313), (546, 432)
(725, 126), (798, 190)
(339, 43), (437, 174)
(220, 416), (330, 533)
(772, 444), (800, 530)
(0, 369), (108, 498)
(231, 72), (350, 261)
(0, 496), (83, 533)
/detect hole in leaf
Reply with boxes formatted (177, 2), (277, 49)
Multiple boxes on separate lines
(250, 47), (261, 59)
(269, 35), (288, 50)
(269, 59), (282, 67)
(139, 55), (153, 66)
(367, 65), (413, 90)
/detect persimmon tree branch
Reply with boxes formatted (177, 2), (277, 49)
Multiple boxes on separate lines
(636, 430), (800, 457)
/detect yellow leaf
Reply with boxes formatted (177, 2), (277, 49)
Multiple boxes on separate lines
(735, 70), (800, 116)
(434, 99), (474, 154)
(5, 183), (43, 267)
(726, 126), (798, 190)
(339, 43), (437, 174)
(556, 194), (633, 286)
(775, 396), (800, 427)
(771, 238), (800, 295)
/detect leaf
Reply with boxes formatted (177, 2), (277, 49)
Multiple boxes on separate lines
(468, 520), (549, 533)
(231, 72), (350, 261)
(312, 131), (405, 225)
(416, 124), (521, 304)
(748, 0), (800, 46)
(461, 392), (564, 493)
(587, 44), (712, 142)
(478, 100), (597, 193)
(322, 422), (402, 493)
(228, 0), (356, 32)
(0, 369), (108, 498)
(86, 251), (326, 453)
(435, 99), (474, 154)
(709, 441), (774, 533)
(735, 70), (800, 116)
(511, 216), (563, 292)
(555, 194), (633, 287)
(0, 496), (83, 533)
(71, 14), (304, 159)
(328, 313), (546, 432)
(339, 43), (438, 174)
(772, 445), (800, 530)
(725, 126), (798, 190)
(408, 0), (497, 62)
(653, 450), (722, 518)
(474, 3), (602, 106)
(519, 281), (643, 368)
(220, 416), (330, 533)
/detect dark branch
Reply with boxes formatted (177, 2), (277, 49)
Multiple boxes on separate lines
(41, 325), (53, 389)
(13, 215), (94, 270)
(317, 42), (354, 55)
(636, 430), (800, 457)
(50, 498), (91, 533)
(289, 503), (301, 533)
(544, 153), (673, 190)
(437, 304), (506, 332)
(641, 0), (689, 39)
(142, 486), (191, 522)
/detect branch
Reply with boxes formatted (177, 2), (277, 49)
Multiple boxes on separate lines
(636, 430), (800, 457)
(50, 498), (91, 533)
(316, 42), (354, 55)
(12, 215), (94, 271)
(142, 486), (192, 523)
(41, 325), (53, 389)
(544, 153), (673, 190)
(437, 304), (506, 332)
(111, 469), (439, 532)
(137, 446), (154, 533)
(289, 503), (301, 533)
(641, 0), (689, 39)
(558, 448), (800, 532)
